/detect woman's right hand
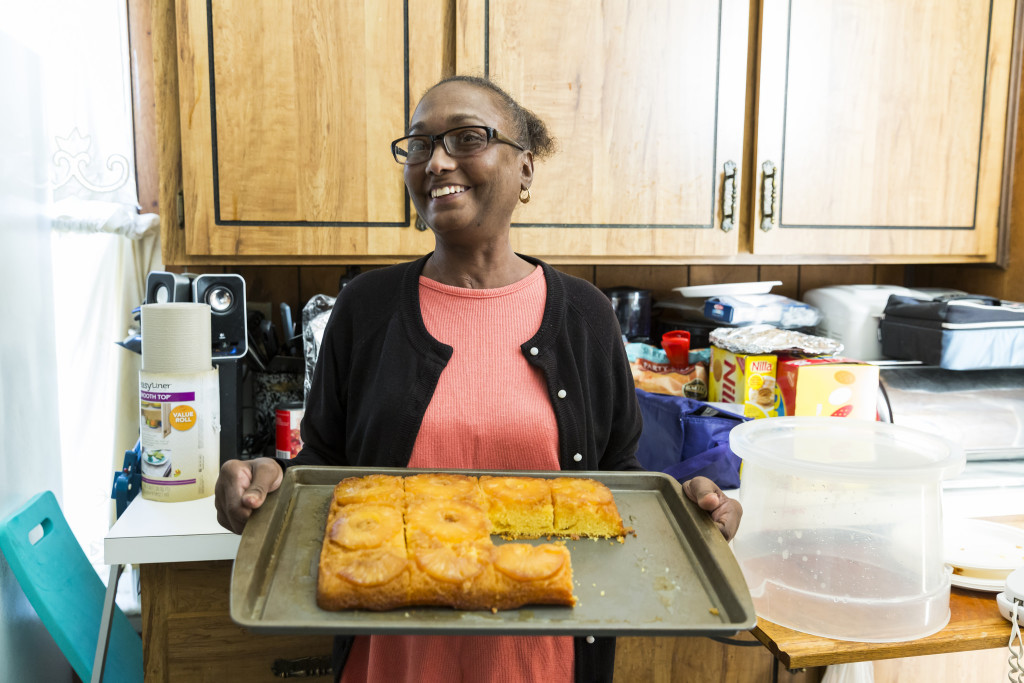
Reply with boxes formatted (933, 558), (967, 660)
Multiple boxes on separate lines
(214, 457), (284, 534)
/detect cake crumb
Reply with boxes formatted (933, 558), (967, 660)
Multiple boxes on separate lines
(600, 591), (605, 597)
(709, 607), (719, 616)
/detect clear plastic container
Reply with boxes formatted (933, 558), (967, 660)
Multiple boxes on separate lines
(730, 417), (965, 642)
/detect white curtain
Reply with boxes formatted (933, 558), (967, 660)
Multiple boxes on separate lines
(0, 24), (72, 683)
(3, 0), (161, 592)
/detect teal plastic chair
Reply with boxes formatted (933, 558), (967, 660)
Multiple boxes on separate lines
(0, 491), (143, 682)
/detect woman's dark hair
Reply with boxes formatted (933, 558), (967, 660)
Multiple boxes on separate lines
(426, 75), (557, 160)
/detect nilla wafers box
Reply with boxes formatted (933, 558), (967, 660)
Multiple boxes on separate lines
(709, 346), (780, 419)
(776, 357), (879, 420)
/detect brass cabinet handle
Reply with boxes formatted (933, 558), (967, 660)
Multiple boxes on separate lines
(760, 160), (778, 232)
(721, 160), (737, 232)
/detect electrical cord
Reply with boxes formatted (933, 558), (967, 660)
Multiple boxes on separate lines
(707, 635), (763, 647)
(1010, 599), (1022, 683)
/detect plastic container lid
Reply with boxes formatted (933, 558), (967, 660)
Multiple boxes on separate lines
(730, 417), (965, 482)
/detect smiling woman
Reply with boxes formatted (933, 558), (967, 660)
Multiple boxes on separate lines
(214, 74), (743, 683)
(392, 77), (555, 285)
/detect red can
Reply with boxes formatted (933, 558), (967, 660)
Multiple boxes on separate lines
(275, 402), (304, 459)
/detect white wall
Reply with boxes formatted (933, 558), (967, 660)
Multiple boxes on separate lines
(0, 32), (73, 683)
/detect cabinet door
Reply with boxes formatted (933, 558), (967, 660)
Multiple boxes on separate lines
(175, 0), (445, 258)
(752, 0), (1016, 262)
(456, 0), (749, 262)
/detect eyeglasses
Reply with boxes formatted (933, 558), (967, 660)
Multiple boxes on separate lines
(391, 126), (525, 165)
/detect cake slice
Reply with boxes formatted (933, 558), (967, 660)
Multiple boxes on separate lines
(327, 474), (405, 522)
(550, 478), (627, 538)
(317, 502), (409, 610)
(407, 537), (497, 609)
(491, 542), (575, 608)
(405, 498), (496, 608)
(331, 474), (405, 506)
(480, 475), (555, 538)
(404, 473), (486, 509)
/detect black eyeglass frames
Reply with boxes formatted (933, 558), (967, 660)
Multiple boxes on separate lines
(391, 126), (525, 165)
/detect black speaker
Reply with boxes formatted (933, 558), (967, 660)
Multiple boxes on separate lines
(145, 271), (193, 304)
(192, 274), (248, 360)
(193, 274), (248, 463)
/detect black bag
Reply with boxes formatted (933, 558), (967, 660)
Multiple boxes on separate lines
(879, 294), (1024, 370)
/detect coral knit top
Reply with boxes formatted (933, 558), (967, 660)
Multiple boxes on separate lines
(339, 265), (574, 683)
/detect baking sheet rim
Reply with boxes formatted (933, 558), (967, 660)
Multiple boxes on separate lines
(230, 466), (755, 636)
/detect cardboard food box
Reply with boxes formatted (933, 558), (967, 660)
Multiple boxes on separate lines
(709, 346), (779, 419)
(776, 357), (879, 420)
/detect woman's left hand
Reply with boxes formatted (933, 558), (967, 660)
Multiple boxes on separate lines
(682, 476), (742, 541)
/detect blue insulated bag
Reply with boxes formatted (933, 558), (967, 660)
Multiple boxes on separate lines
(634, 389), (747, 490)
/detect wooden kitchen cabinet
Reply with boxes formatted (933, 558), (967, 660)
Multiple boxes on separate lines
(460, 0), (1019, 264)
(167, 0), (1019, 265)
(750, 0), (1017, 262)
(455, 0), (751, 262)
(141, 561), (335, 681)
(174, 0), (445, 259)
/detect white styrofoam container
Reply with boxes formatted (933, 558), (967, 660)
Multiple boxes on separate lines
(802, 285), (950, 361)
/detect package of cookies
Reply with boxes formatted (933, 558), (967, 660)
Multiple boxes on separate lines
(776, 357), (879, 420)
(709, 346), (779, 418)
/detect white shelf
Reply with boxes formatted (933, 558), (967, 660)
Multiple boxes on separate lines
(104, 494), (239, 565)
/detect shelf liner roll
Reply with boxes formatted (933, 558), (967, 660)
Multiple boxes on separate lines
(141, 303), (212, 373)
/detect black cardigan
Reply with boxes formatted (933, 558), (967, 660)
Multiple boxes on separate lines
(282, 253), (644, 682)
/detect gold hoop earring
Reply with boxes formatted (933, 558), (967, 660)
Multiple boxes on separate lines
(519, 187), (531, 204)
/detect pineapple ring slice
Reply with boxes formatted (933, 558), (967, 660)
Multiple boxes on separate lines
(494, 543), (567, 581)
(333, 474), (402, 506)
(481, 476), (550, 506)
(406, 473), (479, 501)
(414, 543), (487, 584)
(330, 504), (402, 550)
(407, 500), (490, 543)
(336, 548), (408, 587)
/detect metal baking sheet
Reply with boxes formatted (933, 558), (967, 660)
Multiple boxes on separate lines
(231, 466), (755, 636)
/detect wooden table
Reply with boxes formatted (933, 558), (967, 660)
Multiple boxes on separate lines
(752, 515), (1021, 670)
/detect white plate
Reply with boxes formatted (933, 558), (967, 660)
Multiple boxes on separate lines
(944, 519), (1024, 580)
(949, 572), (1006, 593)
(674, 281), (782, 298)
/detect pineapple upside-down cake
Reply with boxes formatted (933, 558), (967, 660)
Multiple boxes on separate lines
(317, 473), (629, 611)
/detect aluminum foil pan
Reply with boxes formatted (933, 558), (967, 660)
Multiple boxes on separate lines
(710, 324), (843, 356)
